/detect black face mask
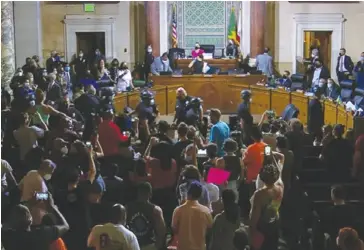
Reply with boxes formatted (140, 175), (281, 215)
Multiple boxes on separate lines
(283, 75), (287, 79)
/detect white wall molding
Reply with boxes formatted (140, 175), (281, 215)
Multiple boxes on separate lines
(63, 15), (116, 61)
(159, 1), (168, 54)
(292, 13), (345, 80)
(241, 1), (251, 57)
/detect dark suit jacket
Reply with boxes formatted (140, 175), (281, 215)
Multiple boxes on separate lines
(46, 57), (56, 73)
(319, 66), (330, 80)
(336, 55), (354, 74)
(46, 82), (62, 103)
(325, 86), (340, 100)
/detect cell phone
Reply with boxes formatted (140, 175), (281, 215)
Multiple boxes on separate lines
(264, 146), (272, 156)
(36, 192), (49, 201)
(86, 142), (92, 148)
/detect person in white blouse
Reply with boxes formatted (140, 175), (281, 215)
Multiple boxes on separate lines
(115, 62), (134, 93)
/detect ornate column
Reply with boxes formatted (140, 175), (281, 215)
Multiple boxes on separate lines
(145, 1), (160, 56)
(250, 1), (266, 57)
(1, 1), (15, 94)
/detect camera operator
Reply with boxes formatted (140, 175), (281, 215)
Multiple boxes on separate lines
(135, 90), (159, 143)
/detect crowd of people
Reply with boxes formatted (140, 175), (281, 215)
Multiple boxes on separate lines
(1, 49), (364, 250)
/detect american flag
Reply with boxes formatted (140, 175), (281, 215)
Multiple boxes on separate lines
(171, 4), (178, 48)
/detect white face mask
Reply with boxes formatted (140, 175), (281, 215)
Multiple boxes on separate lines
(319, 82), (325, 88)
(79, 53), (83, 57)
(147, 49), (152, 53)
(60, 146), (68, 155)
(18, 72), (23, 76)
(328, 83), (333, 89)
(43, 174), (52, 181)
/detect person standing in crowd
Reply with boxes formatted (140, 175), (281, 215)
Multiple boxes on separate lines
(192, 42), (204, 59)
(209, 189), (240, 250)
(352, 134), (364, 200)
(243, 125), (266, 184)
(13, 112), (46, 161)
(321, 124), (354, 182)
(256, 48), (273, 78)
(150, 52), (172, 76)
(354, 52), (364, 89)
(336, 48), (354, 83)
(237, 90), (252, 122)
(308, 87), (324, 141)
(276, 136), (294, 192)
(88, 204), (140, 250)
(135, 90), (159, 142)
(46, 73), (63, 103)
(249, 164), (283, 250)
(216, 139), (243, 200)
(336, 227), (364, 250)
(173, 122), (193, 169)
(321, 185), (358, 246)
(145, 45), (155, 81)
(126, 182), (166, 250)
(98, 109), (125, 158)
(172, 181), (213, 250)
(92, 48), (106, 68)
(173, 87), (192, 125)
(115, 61), (134, 93)
(208, 108), (230, 157)
(46, 50), (57, 73)
(70, 49), (88, 80)
(2, 201), (69, 250)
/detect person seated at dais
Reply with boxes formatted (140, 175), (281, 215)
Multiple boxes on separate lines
(150, 52), (172, 76)
(324, 78), (340, 100)
(277, 70), (292, 88)
(192, 42), (204, 59)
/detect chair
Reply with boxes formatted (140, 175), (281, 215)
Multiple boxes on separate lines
(339, 79), (354, 89)
(291, 73), (306, 90)
(352, 88), (364, 108)
(341, 88), (353, 102)
(200, 44), (215, 57)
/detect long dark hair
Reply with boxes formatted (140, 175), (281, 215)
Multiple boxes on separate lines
(222, 189), (239, 223)
(150, 141), (173, 170)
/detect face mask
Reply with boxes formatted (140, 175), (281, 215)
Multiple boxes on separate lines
(18, 72), (23, 76)
(79, 53), (83, 57)
(328, 83), (333, 89)
(43, 72), (47, 77)
(147, 49), (152, 53)
(283, 75), (287, 79)
(43, 174), (52, 181)
(96, 51), (100, 55)
(24, 82), (30, 88)
(65, 66), (70, 72)
(60, 146), (68, 154)
(311, 54), (315, 58)
(319, 82), (325, 88)
(360, 57), (364, 61)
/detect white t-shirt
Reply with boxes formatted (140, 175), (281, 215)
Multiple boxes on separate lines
(20, 170), (48, 202)
(203, 182), (220, 203)
(115, 70), (132, 92)
(88, 223), (140, 250)
(13, 126), (44, 160)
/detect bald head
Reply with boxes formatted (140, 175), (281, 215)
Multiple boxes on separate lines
(111, 204), (126, 225)
(176, 87), (187, 100)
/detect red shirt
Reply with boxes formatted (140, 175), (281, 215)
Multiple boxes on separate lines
(98, 120), (123, 156)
